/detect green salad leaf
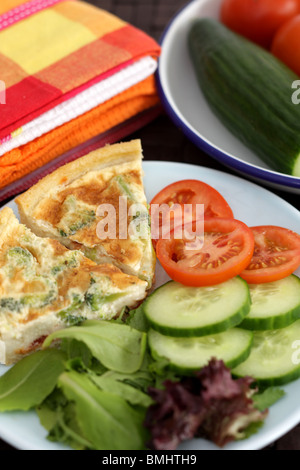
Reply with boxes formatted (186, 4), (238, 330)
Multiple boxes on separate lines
(126, 304), (150, 333)
(90, 374), (153, 408)
(37, 388), (92, 450)
(57, 371), (148, 450)
(99, 369), (153, 394)
(43, 320), (147, 374)
(0, 349), (66, 411)
(61, 339), (93, 370)
(253, 387), (286, 412)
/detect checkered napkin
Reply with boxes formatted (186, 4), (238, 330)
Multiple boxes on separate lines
(0, 0), (161, 197)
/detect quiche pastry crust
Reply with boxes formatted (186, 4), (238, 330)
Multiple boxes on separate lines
(16, 140), (156, 287)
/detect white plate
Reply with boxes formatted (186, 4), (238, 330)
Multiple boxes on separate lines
(156, 0), (300, 194)
(0, 161), (300, 450)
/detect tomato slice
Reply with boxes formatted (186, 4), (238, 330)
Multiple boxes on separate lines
(156, 218), (255, 287)
(150, 180), (234, 248)
(240, 226), (300, 284)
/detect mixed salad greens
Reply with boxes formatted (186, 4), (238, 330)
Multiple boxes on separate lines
(0, 306), (285, 450)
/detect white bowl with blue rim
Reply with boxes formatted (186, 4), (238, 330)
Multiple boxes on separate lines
(156, 0), (300, 194)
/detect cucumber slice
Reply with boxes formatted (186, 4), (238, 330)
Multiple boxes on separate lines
(148, 328), (253, 373)
(232, 320), (300, 386)
(241, 275), (300, 331)
(143, 278), (251, 337)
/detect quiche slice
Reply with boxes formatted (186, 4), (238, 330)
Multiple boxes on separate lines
(16, 140), (156, 288)
(0, 208), (147, 365)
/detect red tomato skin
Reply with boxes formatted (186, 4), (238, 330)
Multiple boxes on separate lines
(271, 15), (300, 76)
(150, 180), (233, 218)
(156, 218), (255, 287)
(240, 225), (300, 284)
(221, 0), (300, 49)
(150, 180), (234, 249)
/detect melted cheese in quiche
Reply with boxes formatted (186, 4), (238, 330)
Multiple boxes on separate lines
(28, 160), (155, 286)
(0, 208), (147, 364)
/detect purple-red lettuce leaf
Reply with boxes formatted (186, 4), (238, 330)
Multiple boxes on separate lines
(144, 359), (268, 450)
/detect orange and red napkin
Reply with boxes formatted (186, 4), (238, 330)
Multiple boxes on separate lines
(0, 0), (161, 201)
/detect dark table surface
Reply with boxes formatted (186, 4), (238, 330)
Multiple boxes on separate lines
(0, 0), (299, 451)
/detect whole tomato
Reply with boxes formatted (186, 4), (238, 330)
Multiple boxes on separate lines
(271, 15), (300, 76)
(221, 0), (300, 49)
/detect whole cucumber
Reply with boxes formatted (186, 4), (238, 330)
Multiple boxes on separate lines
(188, 18), (300, 177)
